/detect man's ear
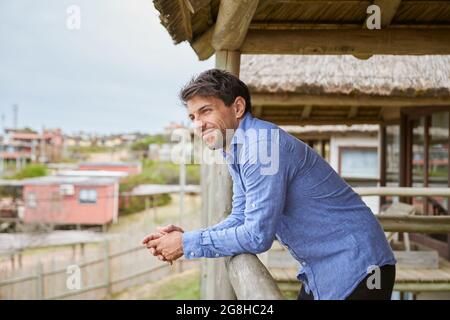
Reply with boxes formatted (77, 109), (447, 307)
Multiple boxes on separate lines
(233, 97), (246, 119)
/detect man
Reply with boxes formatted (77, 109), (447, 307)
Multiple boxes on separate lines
(142, 69), (396, 300)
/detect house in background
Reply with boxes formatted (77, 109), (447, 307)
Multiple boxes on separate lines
(77, 162), (142, 176)
(283, 125), (380, 214)
(0, 128), (64, 169)
(21, 176), (119, 227)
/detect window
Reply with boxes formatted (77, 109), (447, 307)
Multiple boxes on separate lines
(79, 189), (97, 204)
(386, 125), (400, 185)
(27, 192), (37, 208)
(339, 147), (378, 179)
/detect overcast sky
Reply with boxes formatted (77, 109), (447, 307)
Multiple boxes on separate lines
(0, 0), (214, 135)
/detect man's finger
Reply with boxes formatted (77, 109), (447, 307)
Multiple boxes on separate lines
(142, 232), (163, 244)
(158, 224), (184, 234)
(147, 238), (161, 248)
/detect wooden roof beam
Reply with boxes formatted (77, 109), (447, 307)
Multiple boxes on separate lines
(356, 0), (402, 59)
(212, 0), (259, 51)
(252, 93), (450, 108)
(348, 106), (359, 118)
(178, 0), (193, 41)
(184, 0), (211, 14)
(241, 29), (450, 55)
(301, 105), (312, 119)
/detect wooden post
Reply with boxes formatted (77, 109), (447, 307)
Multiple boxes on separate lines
(103, 240), (111, 297)
(226, 254), (284, 300)
(200, 50), (240, 300)
(379, 124), (387, 209)
(36, 261), (44, 300)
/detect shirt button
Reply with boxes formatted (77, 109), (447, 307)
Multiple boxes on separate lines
(251, 203), (256, 208)
(215, 253), (219, 257)
(301, 261), (307, 266)
(190, 252), (195, 257)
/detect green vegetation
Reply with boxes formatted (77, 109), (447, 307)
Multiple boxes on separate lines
(67, 145), (117, 154)
(120, 160), (200, 193)
(131, 135), (166, 152)
(119, 193), (171, 216)
(146, 269), (200, 300)
(118, 160), (199, 216)
(7, 164), (48, 180)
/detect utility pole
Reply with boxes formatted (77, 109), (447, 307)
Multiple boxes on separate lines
(1, 114), (5, 132)
(179, 132), (187, 227)
(12, 104), (18, 129)
(0, 114), (4, 176)
(40, 126), (46, 163)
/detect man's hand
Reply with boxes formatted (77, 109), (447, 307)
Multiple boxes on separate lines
(142, 231), (168, 262)
(147, 231), (184, 262)
(142, 224), (185, 263)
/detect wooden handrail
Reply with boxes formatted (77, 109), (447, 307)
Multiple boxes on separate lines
(377, 215), (450, 233)
(355, 187), (450, 197)
(225, 253), (284, 300)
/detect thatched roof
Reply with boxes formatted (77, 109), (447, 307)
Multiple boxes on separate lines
(153, 0), (450, 60)
(238, 55), (450, 125)
(241, 55), (450, 98)
(282, 124), (378, 136)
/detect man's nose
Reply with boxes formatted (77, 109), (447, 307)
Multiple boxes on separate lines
(193, 119), (204, 132)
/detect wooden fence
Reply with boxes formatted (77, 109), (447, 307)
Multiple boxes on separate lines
(0, 239), (198, 300)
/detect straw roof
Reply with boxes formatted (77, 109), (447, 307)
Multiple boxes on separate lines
(153, 0), (450, 59)
(241, 55), (450, 98)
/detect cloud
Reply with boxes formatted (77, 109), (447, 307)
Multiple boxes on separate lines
(0, 0), (214, 134)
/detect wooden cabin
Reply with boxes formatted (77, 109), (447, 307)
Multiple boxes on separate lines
(152, 0), (450, 299)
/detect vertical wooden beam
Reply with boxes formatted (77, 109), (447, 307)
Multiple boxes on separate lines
(399, 112), (409, 203)
(424, 116), (430, 215)
(379, 124), (387, 208)
(447, 113), (450, 258)
(374, 0), (402, 28)
(200, 50), (241, 300)
(212, 0), (259, 51)
(348, 106), (359, 119)
(301, 105), (312, 119)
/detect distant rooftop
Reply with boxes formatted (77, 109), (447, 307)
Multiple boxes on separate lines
(79, 162), (141, 167)
(21, 176), (117, 186)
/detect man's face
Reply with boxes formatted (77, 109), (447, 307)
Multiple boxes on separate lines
(187, 96), (244, 150)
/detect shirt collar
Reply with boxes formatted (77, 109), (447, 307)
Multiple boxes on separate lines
(222, 112), (253, 162)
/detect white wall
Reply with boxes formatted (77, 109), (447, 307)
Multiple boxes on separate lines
(329, 134), (380, 214)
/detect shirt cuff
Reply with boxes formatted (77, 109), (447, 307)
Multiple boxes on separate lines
(182, 230), (204, 259)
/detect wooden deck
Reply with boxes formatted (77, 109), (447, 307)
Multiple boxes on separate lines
(269, 258), (450, 293)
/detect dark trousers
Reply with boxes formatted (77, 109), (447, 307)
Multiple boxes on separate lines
(297, 264), (396, 300)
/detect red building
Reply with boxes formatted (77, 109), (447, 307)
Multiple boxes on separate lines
(1, 128), (64, 163)
(78, 162), (142, 176)
(22, 176), (119, 226)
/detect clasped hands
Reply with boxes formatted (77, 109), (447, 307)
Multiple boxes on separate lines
(142, 224), (185, 264)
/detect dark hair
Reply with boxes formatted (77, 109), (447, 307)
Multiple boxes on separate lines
(179, 68), (252, 114)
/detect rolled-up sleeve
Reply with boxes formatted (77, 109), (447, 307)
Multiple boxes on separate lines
(183, 139), (289, 260)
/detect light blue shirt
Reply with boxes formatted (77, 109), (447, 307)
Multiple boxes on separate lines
(182, 112), (396, 300)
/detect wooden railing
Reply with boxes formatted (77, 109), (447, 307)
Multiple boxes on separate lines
(225, 187), (450, 300)
(225, 254), (284, 300)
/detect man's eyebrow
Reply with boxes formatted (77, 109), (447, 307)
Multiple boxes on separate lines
(188, 104), (214, 119)
(198, 104), (213, 112)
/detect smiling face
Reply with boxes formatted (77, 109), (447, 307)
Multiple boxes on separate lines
(187, 95), (246, 150)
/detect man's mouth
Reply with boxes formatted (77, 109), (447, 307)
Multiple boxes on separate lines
(202, 128), (216, 138)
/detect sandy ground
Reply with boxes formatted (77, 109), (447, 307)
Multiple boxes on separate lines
(0, 194), (201, 277)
